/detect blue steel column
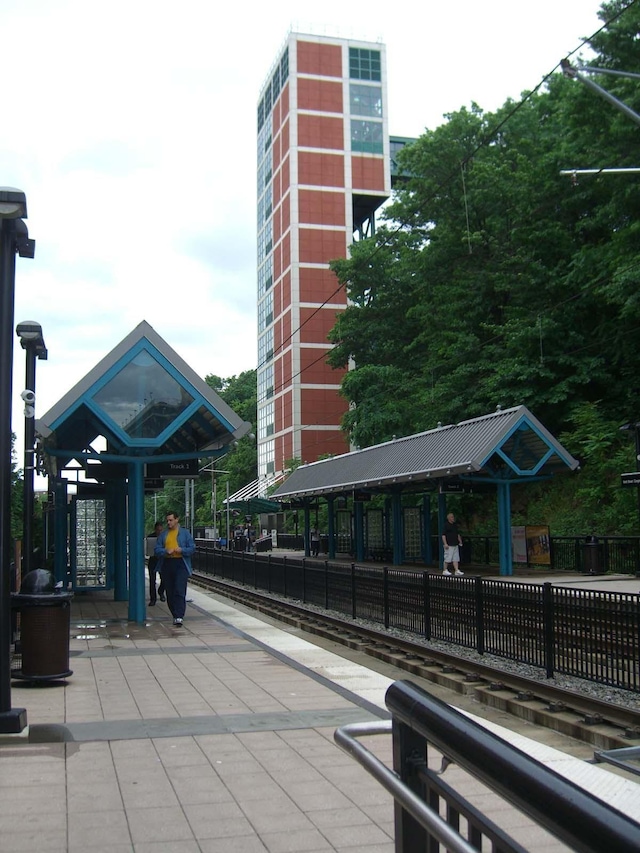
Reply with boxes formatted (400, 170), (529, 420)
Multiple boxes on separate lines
(53, 478), (68, 586)
(437, 492), (447, 571)
(354, 502), (365, 562)
(327, 497), (335, 559)
(112, 476), (128, 601)
(496, 480), (513, 576)
(68, 498), (77, 588)
(127, 461), (145, 622)
(104, 481), (118, 590)
(422, 494), (432, 565)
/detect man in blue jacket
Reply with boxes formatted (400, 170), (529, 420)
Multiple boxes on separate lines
(154, 511), (196, 627)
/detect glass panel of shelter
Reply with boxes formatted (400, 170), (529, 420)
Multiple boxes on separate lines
(92, 351), (194, 439)
(74, 498), (107, 588)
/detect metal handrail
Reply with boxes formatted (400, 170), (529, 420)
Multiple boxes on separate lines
(384, 680), (640, 853)
(334, 721), (479, 853)
(336, 683), (640, 852)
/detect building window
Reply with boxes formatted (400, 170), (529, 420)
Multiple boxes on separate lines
(258, 401), (275, 440)
(258, 257), (273, 297)
(258, 327), (274, 367)
(257, 183), (272, 229)
(349, 48), (381, 82)
(259, 439), (275, 478)
(257, 157), (270, 197)
(258, 364), (274, 403)
(258, 47), (288, 132)
(258, 123), (271, 162)
(351, 119), (383, 154)
(258, 291), (274, 333)
(350, 83), (382, 117)
(257, 219), (273, 264)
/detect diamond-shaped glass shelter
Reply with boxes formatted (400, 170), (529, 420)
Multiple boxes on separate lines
(36, 322), (252, 621)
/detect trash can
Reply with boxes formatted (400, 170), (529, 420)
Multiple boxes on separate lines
(583, 535), (601, 575)
(11, 569), (74, 682)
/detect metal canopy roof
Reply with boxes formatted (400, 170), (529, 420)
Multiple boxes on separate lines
(37, 321), (252, 470)
(223, 474), (285, 514)
(271, 406), (579, 500)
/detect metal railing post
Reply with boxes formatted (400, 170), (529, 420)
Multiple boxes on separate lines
(351, 563), (356, 619)
(543, 582), (555, 679)
(475, 575), (484, 656)
(383, 567), (389, 629)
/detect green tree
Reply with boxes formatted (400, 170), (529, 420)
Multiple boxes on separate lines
(326, 0), (640, 532)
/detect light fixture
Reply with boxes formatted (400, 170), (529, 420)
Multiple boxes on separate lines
(0, 187), (27, 219)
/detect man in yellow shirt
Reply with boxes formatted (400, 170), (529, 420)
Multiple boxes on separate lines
(154, 512), (196, 627)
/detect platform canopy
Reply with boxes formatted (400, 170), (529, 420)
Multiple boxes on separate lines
(271, 405), (579, 500)
(36, 320), (252, 476)
(224, 475), (284, 515)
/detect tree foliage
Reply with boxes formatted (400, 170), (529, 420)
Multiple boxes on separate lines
(327, 1), (640, 532)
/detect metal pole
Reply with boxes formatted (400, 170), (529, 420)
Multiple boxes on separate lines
(0, 217), (27, 731)
(226, 480), (230, 549)
(22, 345), (36, 577)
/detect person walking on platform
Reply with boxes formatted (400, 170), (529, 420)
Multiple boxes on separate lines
(310, 527), (320, 557)
(146, 521), (166, 606)
(442, 512), (464, 576)
(155, 511), (196, 627)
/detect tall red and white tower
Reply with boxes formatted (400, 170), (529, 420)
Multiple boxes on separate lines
(257, 33), (390, 480)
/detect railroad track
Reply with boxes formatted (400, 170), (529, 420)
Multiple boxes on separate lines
(191, 571), (640, 752)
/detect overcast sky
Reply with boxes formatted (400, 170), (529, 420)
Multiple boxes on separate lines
(4, 0), (606, 469)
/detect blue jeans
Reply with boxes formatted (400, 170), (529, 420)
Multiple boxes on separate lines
(161, 559), (189, 619)
(148, 556), (165, 603)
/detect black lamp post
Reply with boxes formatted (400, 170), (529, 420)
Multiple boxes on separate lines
(0, 188), (34, 734)
(16, 321), (47, 580)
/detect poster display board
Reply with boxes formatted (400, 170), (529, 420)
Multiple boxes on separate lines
(526, 525), (551, 565)
(511, 526), (528, 563)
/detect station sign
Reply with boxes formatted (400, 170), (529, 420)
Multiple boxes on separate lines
(439, 481), (464, 494)
(147, 459), (199, 479)
(144, 478), (165, 492)
(352, 490), (372, 502)
(620, 471), (640, 487)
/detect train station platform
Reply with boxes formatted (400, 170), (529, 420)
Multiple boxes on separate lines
(2, 584), (640, 852)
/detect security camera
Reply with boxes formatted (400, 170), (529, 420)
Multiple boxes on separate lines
(21, 389), (36, 404)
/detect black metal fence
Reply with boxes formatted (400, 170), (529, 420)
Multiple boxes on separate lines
(273, 532), (640, 574)
(193, 544), (640, 693)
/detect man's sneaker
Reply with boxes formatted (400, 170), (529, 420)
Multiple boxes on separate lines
(173, 618), (183, 627)
(442, 569), (452, 576)
(454, 570), (464, 576)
